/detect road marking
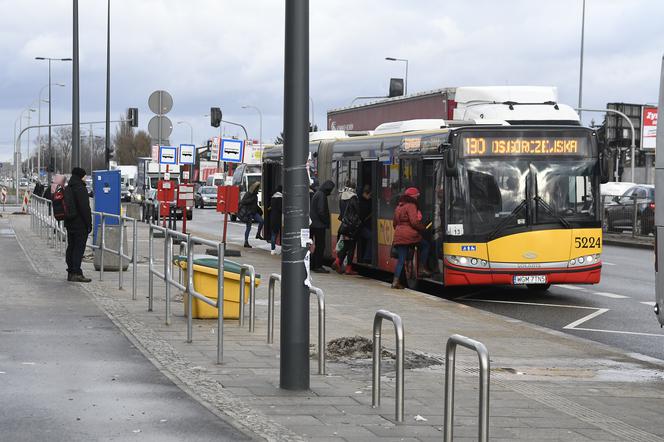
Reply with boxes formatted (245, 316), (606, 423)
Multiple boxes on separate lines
(641, 301), (656, 306)
(563, 308), (609, 329)
(461, 298), (598, 310)
(591, 291), (630, 299)
(555, 284), (587, 291)
(602, 261), (616, 266)
(569, 327), (664, 337)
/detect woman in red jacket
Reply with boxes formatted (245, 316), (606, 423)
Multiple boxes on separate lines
(391, 187), (431, 289)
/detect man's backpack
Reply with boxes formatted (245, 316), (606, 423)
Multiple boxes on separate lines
(52, 185), (78, 222)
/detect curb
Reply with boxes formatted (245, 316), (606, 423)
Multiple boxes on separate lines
(603, 238), (654, 250)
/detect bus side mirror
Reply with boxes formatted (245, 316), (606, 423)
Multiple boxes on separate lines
(445, 149), (458, 177)
(600, 151), (610, 184)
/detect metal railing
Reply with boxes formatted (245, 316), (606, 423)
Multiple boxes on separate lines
(372, 309), (405, 423)
(444, 334), (490, 442)
(603, 194), (656, 238)
(186, 235), (226, 364)
(147, 224), (188, 324)
(30, 194), (66, 254)
(239, 264), (257, 331)
(92, 211), (139, 299)
(266, 274), (325, 375)
(267, 273), (281, 344)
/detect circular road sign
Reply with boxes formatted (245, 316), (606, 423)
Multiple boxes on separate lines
(148, 90), (173, 115)
(148, 115), (173, 142)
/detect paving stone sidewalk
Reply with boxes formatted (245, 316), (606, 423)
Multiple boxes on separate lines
(11, 213), (664, 442)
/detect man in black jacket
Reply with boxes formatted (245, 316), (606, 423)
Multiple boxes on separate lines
(65, 167), (93, 282)
(309, 179), (335, 273)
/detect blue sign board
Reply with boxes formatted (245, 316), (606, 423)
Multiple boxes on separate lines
(220, 138), (244, 163)
(179, 144), (195, 165)
(92, 170), (121, 243)
(159, 146), (178, 165)
(461, 245), (477, 252)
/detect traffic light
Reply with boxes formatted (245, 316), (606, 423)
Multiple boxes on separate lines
(389, 78), (404, 97)
(127, 107), (139, 127)
(210, 107), (222, 128)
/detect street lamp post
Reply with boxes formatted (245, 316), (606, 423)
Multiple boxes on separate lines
(14, 108), (35, 203)
(577, 107), (636, 182)
(177, 121), (194, 144)
(385, 57), (409, 95)
(72, 0), (81, 169)
(37, 83), (65, 181)
(35, 57), (72, 185)
(242, 105), (263, 150)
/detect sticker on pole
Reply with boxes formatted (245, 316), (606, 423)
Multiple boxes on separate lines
(159, 146), (178, 165)
(179, 144), (195, 165)
(220, 139), (244, 163)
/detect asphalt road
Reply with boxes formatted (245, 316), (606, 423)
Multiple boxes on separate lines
(0, 218), (250, 441)
(186, 207), (663, 361)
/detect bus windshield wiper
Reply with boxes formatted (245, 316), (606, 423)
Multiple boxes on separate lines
(534, 195), (571, 228)
(487, 198), (528, 241)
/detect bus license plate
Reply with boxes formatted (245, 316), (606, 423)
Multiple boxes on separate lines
(513, 275), (547, 285)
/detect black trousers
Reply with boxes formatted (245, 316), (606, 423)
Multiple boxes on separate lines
(311, 227), (327, 269)
(66, 229), (89, 275)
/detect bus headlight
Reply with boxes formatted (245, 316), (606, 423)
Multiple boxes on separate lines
(569, 254), (600, 267)
(445, 255), (489, 268)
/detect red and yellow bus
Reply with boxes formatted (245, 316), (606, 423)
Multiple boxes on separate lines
(262, 123), (608, 291)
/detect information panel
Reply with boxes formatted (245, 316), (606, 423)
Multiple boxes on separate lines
(461, 135), (590, 157)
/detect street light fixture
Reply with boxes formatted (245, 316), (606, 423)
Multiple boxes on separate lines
(35, 56), (72, 184)
(385, 57), (409, 95)
(177, 121), (194, 144)
(242, 105), (263, 150)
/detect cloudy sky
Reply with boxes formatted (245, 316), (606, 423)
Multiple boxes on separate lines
(1, 0), (663, 163)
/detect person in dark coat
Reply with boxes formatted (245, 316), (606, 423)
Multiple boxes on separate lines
(238, 181), (264, 248)
(310, 179), (335, 273)
(65, 167), (93, 282)
(391, 187), (430, 289)
(334, 183), (362, 275)
(269, 185), (283, 255)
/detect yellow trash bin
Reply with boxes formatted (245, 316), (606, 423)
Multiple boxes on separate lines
(175, 256), (260, 319)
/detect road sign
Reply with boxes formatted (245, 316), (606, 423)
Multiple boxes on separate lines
(177, 184), (194, 208)
(148, 115), (173, 141)
(220, 138), (244, 163)
(210, 137), (220, 162)
(159, 146), (178, 165)
(179, 144), (195, 165)
(148, 90), (173, 115)
(151, 145), (159, 162)
(0, 187), (7, 204)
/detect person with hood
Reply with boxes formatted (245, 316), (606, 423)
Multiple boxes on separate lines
(43, 174), (66, 200)
(238, 181), (264, 248)
(65, 167), (93, 282)
(310, 179), (335, 273)
(334, 182), (361, 275)
(391, 187), (430, 289)
(268, 185), (283, 255)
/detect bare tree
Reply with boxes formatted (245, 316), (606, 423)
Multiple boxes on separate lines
(114, 117), (152, 165)
(55, 126), (73, 171)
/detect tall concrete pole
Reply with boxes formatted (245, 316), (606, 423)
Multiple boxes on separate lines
(280, 0), (310, 391)
(578, 0), (586, 121)
(71, 0), (81, 169)
(105, 0), (111, 168)
(654, 54), (664, 326)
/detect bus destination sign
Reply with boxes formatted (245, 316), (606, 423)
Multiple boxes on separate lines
(462, 136), (588, 157)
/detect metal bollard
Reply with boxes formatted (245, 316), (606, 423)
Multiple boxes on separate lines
(100, 215), (106, 281)
(132, 219), (138, 300)
(186, 236), (194, 343)
(372, 309), (405, 423)
(238, 264), (256, 331)
(267, 273), (281, 344)
(148, 225), (154, 312)
(309, 286), (326, 375)
(216, 242), (225, 364)
(118, 216), (124, 290)
(444, 334), (490, 442)
(164, 230), (172, 326)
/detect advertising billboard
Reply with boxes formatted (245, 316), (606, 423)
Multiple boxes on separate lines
(642, 105), (658, 149)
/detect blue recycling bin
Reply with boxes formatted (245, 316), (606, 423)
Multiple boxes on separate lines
(93, 170), (121, 243)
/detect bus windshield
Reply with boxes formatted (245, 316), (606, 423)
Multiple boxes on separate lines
(446, 130), (600, 239)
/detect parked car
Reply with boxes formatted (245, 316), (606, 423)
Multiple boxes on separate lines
(604, 185), (655, 235)
(194, 186), (218, 209)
